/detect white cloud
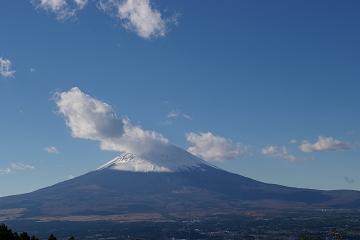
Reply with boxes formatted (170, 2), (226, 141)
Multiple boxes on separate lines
(0, 58), (15, 78)
(166, 110), (192, 123)
(10, 163), (35, 171)
(186, 132), (247, 162)
(299, 136), (351, 153)
(31, 0), (88, 20)
(55, 87), (168, 155)
(0, 163), (35, 175)
(55, 87), (124, 140)
(344, 176), (355, 184)
(0, 168), (11, 175)
(99, 118), (169, 154)
(97, 0), (168, 39)
(32, 0), (174, 39)
(74, 0), (88, 9)
(45, 146), (59, 154)
(261, 145), (296, 162)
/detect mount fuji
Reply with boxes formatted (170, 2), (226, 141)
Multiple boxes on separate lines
(1, 144), (360, 222)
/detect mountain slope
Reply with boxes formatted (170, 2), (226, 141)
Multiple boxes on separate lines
(1, 146), (360, 221)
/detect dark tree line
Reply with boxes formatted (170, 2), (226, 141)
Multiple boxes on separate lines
(300, 228), (345, 240)
(0, 224), (75, 240)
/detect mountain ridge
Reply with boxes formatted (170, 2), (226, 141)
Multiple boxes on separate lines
(1, 146), (360, 221)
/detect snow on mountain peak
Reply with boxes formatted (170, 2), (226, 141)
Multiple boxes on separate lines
(97, 145), (209, 172)
(97, 153), (172, 172)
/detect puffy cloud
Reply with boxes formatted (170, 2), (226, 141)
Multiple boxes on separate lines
(55, 87), (124, 140)
(55, 87), (168, 156)
(261, 145), (296, 162)
(97, 0), (168, 39)
(99, 118), (169, 154)
(0, 58), (15, 78)
(44, 146), (59, 154)
(186, 132), (247, 162)
(0, 163), (35, 175)
(299, 136), (351, 153)
(31, 0), (88, 20)
(31, 0), (174, 39)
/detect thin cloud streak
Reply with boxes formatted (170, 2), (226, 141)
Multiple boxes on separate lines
(0, 163), (35, 175)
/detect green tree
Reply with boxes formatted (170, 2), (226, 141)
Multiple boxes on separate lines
(330, 228), (344, 240)
(300, 234), (321, 240)
(13, 232), (20, 240)
(0, 224), (66, 240)
(48, 234), (57, 240)
(0, 224), (15, 240)
(19, 232), (31, 240)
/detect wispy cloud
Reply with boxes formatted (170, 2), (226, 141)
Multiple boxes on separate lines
(0, 163), (35, 175)
(0, 57), (15, 78)
(31, 0), (88, 20)
(165, 110), (192, 124)
(10, 163), (35, 171)
(55, 87), (168, 156)
(74, 0), (88, 9)
(44, 146), (59, 154)
(0, 168), (11, 175)
(186, 132), (247, 162)
(97, 0), (171, 39)
(167, 110), (192, 121)
(261, 145), (296, 162)
(67, 174), (75, 180)
(344, 176), (355, 184)
(299, 136), (351, 153)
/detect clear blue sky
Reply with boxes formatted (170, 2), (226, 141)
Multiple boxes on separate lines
(0, 0), (360, 196)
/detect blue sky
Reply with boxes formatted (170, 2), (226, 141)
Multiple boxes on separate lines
(0, 0), (360, 196)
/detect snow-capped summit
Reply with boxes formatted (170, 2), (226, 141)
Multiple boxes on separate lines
(97, 153), (172, 172)
(97, 144), (208, 172)
(2, 144), (360, 221)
